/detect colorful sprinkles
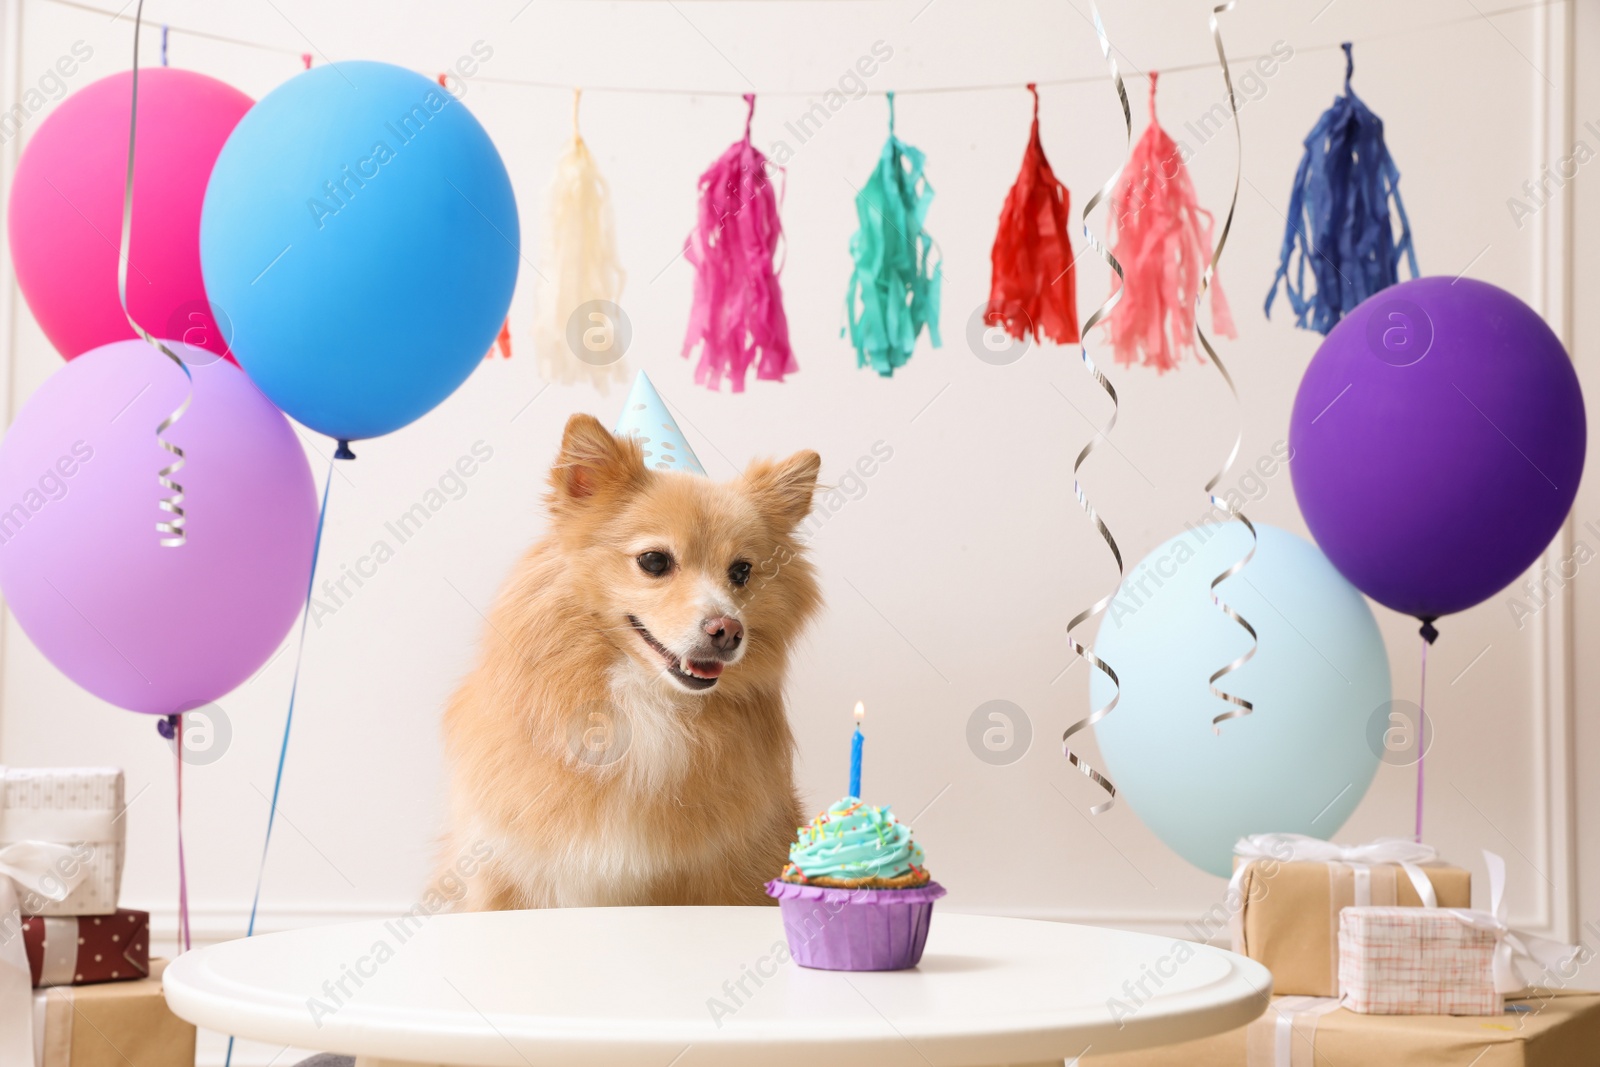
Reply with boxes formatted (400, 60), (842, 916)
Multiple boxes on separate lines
(781, 797), (927, 884)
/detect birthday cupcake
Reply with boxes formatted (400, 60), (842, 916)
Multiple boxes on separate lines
(764, 797), (946, 971)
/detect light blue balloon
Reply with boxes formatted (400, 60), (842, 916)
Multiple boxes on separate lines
(201, 62), (518, 443)
(1091, 523), (1389, 877)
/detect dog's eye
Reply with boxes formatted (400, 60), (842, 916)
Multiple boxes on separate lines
(728, 561), (752, 587)
(637, 551), (673, 577)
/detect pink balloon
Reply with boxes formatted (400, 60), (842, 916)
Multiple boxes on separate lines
(0, 340), (317, 716)
(8, 70), (252, 362)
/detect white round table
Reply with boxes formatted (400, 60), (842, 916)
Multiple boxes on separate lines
(164, 907), (1271, 1067)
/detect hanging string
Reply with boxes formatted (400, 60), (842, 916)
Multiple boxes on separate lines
(1197, 1), (1258, 730)
(41, 0), (1573, 97)
(222, 456), (336, 1067)
(1061, 3), (1132, 816)
(159, 24), (168, 67)
(115, 0), (191, 547)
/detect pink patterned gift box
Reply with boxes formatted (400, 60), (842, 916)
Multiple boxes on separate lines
(1338, 906), (1500, 1015)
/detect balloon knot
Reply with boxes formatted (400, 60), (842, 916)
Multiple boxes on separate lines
(334, 440), (357, 461)
(156, 714), (180, 740)
(1418, 616), (1440, 644)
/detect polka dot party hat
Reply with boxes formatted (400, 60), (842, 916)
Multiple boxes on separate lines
(614, 371), (706, 476)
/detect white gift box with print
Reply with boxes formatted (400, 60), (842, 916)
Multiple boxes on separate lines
(1337, 852), (1580, 1017)
(0, 768), (124, 916)
(1337, 907), (1500, 1014)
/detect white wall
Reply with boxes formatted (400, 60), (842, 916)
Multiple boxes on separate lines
(0, 0), (1595, 1061)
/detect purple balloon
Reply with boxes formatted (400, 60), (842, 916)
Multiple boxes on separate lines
(0, 340), (317, 715)
(1290, 277), (1586, 620)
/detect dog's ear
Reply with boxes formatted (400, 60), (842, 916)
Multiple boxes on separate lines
(744, 450), (821, 532)
(551, 414), (642, 503)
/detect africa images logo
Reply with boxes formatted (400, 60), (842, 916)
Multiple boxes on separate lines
(0, 441), (94, 545)
(306, 42), (493, 231)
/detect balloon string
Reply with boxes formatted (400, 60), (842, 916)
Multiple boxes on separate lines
(154, 714), (194, 952)
(1416, 635), (1428, 843)
(174, 713), (190, 952)
(222, 456), (335, 1067)
(1199, 0), (1259, 730)
(1061, 2), (1132, 816)
(116, 0), (193, 547)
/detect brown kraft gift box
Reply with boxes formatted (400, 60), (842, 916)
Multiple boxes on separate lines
(1085, 989), (1600, 1067)
(1232, 858), (1471, 996)
(32, 959), (195, 1067)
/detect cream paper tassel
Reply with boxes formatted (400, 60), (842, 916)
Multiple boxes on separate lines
(536, 89), (627, 391)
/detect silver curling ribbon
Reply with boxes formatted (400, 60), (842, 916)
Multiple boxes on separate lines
(1198, 1), (1258, 729)
(1062, 3), (1134, 815)
(116, 0), (194, 547)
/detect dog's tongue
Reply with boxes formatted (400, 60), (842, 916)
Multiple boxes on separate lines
(682, 659), (724, 680)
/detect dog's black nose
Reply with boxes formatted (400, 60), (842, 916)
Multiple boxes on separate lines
(702, 615), (743, 652)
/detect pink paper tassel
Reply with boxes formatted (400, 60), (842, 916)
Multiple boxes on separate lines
(682, 94), (797, 392)
(1106, 73), (1236, 373)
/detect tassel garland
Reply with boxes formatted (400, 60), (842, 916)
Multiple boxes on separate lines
(535, 89), (629, 391)
(986, 84), (1079, 345)
(1265, 43), (1418, 335)
(1105, 72), (1235, 373)
(845, 93), (942, 377)
(681, 94), (796, 392)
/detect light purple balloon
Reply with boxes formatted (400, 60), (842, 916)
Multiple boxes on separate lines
(0, 340), (317, 715)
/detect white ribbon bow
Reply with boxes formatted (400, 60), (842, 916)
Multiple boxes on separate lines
(1448, 850), (1580, 996)
(1233, 833), (1438, 868)
(1229, 833), (1440, 908)
(0, 841), (89, 1067)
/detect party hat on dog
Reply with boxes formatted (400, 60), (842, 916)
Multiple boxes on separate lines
(615, 371), (706, 475)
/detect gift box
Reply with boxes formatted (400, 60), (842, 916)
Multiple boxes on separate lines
(1229, 835), (1470, 997)
(0, 768), (125, 916)
(1338, 906), (1500, 1015)
(20, 909), (150, 988)
(1083, 989), (1600, 1067)
(31, 960), (195, 1067)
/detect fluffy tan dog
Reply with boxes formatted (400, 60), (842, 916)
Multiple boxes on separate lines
(442, 413), (821, 909)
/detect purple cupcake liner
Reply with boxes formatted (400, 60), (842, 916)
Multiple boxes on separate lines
(765, 879), (946, 971)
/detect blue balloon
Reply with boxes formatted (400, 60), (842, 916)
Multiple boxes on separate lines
(1091, 523), (1389, 877)
(201, 62), (518, 442)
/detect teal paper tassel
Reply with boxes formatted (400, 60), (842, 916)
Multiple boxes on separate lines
(844, 93), (941, 377)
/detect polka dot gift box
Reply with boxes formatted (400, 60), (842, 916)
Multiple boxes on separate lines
(20, 909), (150, 988)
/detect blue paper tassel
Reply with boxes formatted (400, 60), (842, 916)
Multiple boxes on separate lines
(1265, 43), (1418, 335)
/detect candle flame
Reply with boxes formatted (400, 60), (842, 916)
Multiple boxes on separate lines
(854, 701), (865, 722)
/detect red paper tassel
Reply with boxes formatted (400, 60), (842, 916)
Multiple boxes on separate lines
(986, 84), (1079, 345)
(1105, 73), (1235, 373)
(485, 316), (511, 359)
